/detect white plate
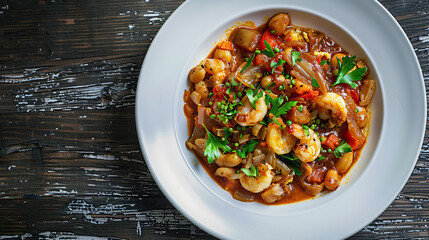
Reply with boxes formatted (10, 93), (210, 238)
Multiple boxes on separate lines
(136, 0), (426, 239)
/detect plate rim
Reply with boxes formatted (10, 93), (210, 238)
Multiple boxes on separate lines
(135, 0), (426, 239)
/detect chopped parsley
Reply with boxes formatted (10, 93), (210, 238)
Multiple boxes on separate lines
(265, 95), (298, 117)
(203, 124), (231, 164)
(302, 124), (309, 137)
(271, 116), (283, 129)
(245, 85), (263, 109)
(262, 40), (275, 58)
(278, 153), (302, 176)
(241, 164), (260, 178)
(236, 140), (259, 158)
(231, 77), (239, 87)
(331, 55), (367, 89)
(270, 59), (286, 74)
(311, 78), (320, 88)
(240, 52), (256, 73)
(334, 140), (352, 158)
(223, 126), (231, 139)
(291, 51), (301, 65)
(320, 60), (330, 66)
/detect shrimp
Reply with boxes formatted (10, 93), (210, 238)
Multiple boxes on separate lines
(235, 92), (268, 126)
(316, 92), (347, 125)
(200, 59), (225, 75)
(266, 120), (298, 155)
(240, 163), (274, 193)
(215, 152), (242, 167)
(289, 124), (321, 162)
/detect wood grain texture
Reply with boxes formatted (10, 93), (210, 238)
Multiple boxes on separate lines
(0, 0), (427, 239)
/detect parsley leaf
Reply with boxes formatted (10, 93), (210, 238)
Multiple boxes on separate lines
(311, 78), (320, 88)
(331, 55), (367, 89)
(231, 77), (239, 87)
(276, 101), (298, 117)
(223, 127), (230, 139)
(320, 60), (330, 66)
(236, 140), (259, 158)
(265, 94), (298, 119)
(291, 51), (301, 65)
(316, 156), (326, 161)
(240, 52), (256, 73)
(262, 40), (275, 58)
(271, 116), (283, 129)
(334, 140), (352, 158)
(302, 125), (309, 137)
(270, 59), (286, 74)
(278, 153), (302, 176)
(203, 124), (231, 164)
(241, 164), (260, 178)
(245, 85), (263, 109)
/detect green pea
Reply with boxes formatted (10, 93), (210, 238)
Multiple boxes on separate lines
(286, 120), (292, 126)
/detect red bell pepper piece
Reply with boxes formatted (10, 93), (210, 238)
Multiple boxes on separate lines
(323, 133), (340, 150)
(339, 83), (359, 104)
(296, 90), (319, 102)
(260, 29), (278, 50)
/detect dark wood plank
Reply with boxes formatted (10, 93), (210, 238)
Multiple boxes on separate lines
(0, 0), (427, 239)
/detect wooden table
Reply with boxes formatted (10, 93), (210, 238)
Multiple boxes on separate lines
(0, 0), (427, 239)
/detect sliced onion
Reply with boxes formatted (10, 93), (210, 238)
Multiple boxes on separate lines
(253, 154), (266, 165)
(231, 173), (244, 180)
(275, 158), (292, 176)
(238, 134), (251, 144)
(235, 63), (263, 88)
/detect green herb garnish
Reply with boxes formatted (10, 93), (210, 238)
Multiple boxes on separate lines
(311, 78), (320, 88)
(320, 60), (330, 66)
(265, 95), (298, 118)
(302, 124), (309, 137)
(270, 59), (286, 74)
(262, 40), (275, 58)
(331, 55), (367, 89)
(278, 153), (302, 176)
(236, 140), (259, 158)
(231, 77), (239, 87)
(291, 51), (301, 65)
(203, 124), (231, 164)
(240, 52), (256, 73)
(245, 85), (263, 109)
(334, 140), (352, 158)
(241, 164), (260, 178)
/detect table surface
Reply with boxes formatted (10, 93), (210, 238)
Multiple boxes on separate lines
(0, 0), (428, 239)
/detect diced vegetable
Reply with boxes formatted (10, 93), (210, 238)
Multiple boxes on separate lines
(260, 29), (278, 50)
(233, 28), (260, 52)
(323, 133), (340, 150)
(268, 13), (290, 35)
(219, 41), (234, 51)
